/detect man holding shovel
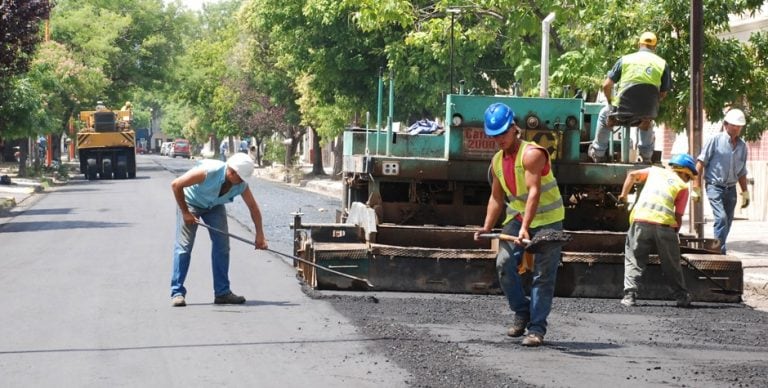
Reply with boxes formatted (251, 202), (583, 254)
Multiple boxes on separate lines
(170, 153), (268, 307)
(474, 102), (565, 347)
(617, 154), (696, 307)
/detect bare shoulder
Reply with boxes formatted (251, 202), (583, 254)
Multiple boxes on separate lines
(522, 146), (548, 171)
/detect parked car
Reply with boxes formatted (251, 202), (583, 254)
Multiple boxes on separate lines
(160, 141), (173, 156)
(170, 138), (191, 158)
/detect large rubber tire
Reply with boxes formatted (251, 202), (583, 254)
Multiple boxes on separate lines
(86, 159), (97, 180)
(101, 159), (113, 179)
(115, 154), (128, 179)
(115, 163), (127, 179)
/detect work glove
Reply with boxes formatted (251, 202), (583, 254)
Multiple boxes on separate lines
(691, 187), (702, 203)
(741, 191), (750, 209)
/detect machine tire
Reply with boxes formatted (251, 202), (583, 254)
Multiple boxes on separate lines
(101, 159), (113, 179)
(86, 159), (97, 180)
(115, 154), (128, 179)
(115, 163), (128, 179)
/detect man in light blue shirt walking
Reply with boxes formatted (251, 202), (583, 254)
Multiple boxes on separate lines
(693, 108), (750, 254)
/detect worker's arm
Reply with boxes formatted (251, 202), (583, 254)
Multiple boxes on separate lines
(659, 64), (672, 101)
(475, 172), (506, 240)
(602, 78), (615, 106)
(673, 188), (690, 232)
(240, 186), (268, 249)
(520, 148), (548, 242)
(171, 168), (207, 225)
(693, 160), (705, 190)
(618, 169), (648, 203)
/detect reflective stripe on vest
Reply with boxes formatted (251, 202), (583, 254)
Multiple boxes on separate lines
(612, 50), (666, 105)
(492, 142), (564, 227)
(630, 167), (686, 226)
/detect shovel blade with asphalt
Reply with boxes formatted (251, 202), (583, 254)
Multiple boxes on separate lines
(478, 229), (572, 253)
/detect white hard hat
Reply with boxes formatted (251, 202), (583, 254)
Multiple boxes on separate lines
(724, 108), (746, 126)
(226, 153), (254, 181)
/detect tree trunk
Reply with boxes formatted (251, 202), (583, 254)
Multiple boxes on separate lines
(254, 137), (263, 166)
(331, 134), (343, 180)
(310, 127), (325, 175)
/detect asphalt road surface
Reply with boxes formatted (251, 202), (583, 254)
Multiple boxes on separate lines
(1, 154), (767, 387)
(0, 155), (407, 387)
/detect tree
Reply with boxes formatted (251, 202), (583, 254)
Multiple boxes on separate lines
(0, 0), (53, 137)
(344, 0), (768, 137)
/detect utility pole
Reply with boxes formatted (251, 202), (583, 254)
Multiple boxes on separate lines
(447, 8), (461, 94)
(689, 0), (705, 238)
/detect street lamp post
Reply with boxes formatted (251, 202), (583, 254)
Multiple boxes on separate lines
(149, 108), (154, 152)
(447, 8), (461, 94)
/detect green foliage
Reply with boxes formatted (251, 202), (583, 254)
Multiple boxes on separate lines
(6, 0), (768, 149)
(263, 136), (287, 165)
(0, 77), (54, 139)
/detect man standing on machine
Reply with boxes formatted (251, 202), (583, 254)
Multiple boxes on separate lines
(588, 32), (671, 163)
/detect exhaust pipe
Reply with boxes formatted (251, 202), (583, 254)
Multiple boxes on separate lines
(540, 12), (556, 97)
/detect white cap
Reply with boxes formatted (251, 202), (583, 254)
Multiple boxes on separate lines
(226, 153), (254, 181)
(724, 108), (746, 126)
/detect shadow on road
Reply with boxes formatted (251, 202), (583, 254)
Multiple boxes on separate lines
(0, 220), (130, 233)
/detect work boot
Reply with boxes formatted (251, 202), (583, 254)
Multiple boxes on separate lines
(521, 333), (544, 347)
(214, 292), (246, 305)
(506, 316), (530, 337)
(588, 145), (607, 163)
(171, 295), (186, 307)
(676, 293), (692, 308)
(620, 292), (636, 307)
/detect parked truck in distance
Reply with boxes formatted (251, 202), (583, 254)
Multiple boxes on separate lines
(77, 102), (137, 180)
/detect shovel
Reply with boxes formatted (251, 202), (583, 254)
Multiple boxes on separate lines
(196, 221), (374, 288)
(478, 228), (572, 254)
(679, 255), (741, 296)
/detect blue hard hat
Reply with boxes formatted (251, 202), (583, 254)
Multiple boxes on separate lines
(669, 154), (698, 176)
(484, 103), (515, 136)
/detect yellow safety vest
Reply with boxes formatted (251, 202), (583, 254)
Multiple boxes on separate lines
(492, 141), (564, 227)
(631, 167), (687, 226)
(613, 50), (666, 106)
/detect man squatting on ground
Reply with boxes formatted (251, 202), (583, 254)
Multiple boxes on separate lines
(618, 154), (697, 308)
(588, 32), (671, 163)
(692, 108), (750, 254)
(170, 153), (268, 307)
(474, 103), (565, 348)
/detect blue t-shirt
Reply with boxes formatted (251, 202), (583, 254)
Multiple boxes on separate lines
(697, 132), (748, 187)
(183, 159), (247, 209)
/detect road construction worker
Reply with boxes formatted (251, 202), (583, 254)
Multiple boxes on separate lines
(588, 104), (656, 163)
(474, 102), (565, 347)
(693, 108), (750, 254)
(618, 154), (696, 308)
(170, 153), (267, 307)
(589, 32), (671, 163)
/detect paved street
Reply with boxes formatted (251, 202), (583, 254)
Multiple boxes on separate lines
(0, 156), (407, 387)
(1, 155), (767, 387)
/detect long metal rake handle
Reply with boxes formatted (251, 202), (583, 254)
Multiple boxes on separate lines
(477, 233), (532, 245)
(196, 220), (374, 288)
